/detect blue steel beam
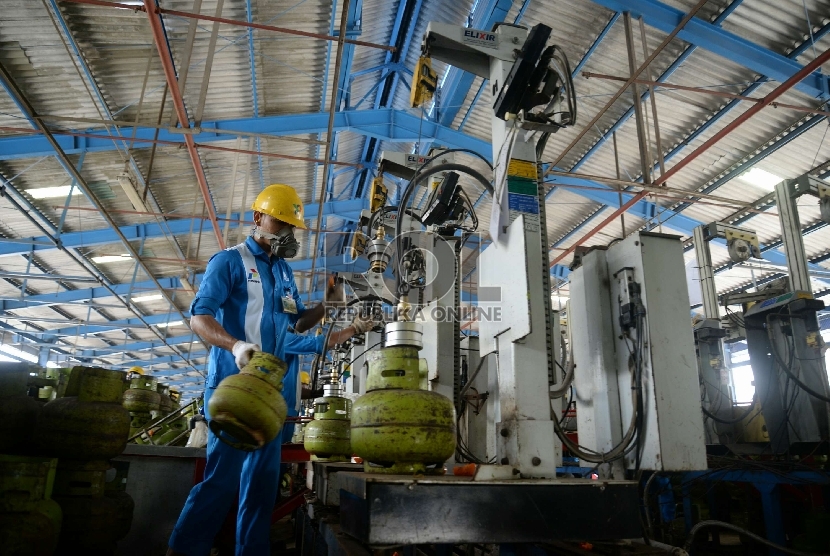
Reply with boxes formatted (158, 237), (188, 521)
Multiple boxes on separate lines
(0, 256), (367, 313)
(0, 200), (367, 257)
(588, 0), (830, 99)
(120, 349), (209, 368)
(349, 0), (424, 200)
(0, 109), (490, 161)
(544, 173), (826, 275)
(78, 333), (200, 358)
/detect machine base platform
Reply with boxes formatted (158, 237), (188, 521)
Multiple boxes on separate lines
(338, 472), (641, 545)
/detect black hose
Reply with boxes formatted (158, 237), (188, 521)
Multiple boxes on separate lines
(702, 396), (757, 424)
(767, 314), (830, 404)
(684, 520), (829, 556)
(395, 163), (493, 298)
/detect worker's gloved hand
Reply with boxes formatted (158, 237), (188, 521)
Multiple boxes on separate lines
(324, 275), (345, 307)
(231, 341), (260, 370)
(351, 313), (376, 334)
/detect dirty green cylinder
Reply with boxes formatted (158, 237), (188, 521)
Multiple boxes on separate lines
(304, 396), (352, 461)
(123, 376), (161, 413)
(0, 498), (62, 556)
(157, 383), (175, 413)
(351, 347), (456, 474)
(128, 412), (153, 443)
(54, 490), (133, 554)
(36, 367), (131, 460)
(208, 351), (288, 451)
(0, 388), (43, 453)
(153, 416), (189, 446)
(0, 455), (62, 556)
(53, 460), (109, 498)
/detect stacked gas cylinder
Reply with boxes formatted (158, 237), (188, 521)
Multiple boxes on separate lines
(0, 364), (134, 555)
(124, 376), (188, 445)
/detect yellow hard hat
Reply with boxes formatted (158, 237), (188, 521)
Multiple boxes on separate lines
(128, 366), (144, 375)
(252, 184), (306, 229)
(300, 371), (311, 386)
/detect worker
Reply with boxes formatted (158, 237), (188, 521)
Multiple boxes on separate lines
(167, 183), (339, 556)
(281, 316), (375, 443)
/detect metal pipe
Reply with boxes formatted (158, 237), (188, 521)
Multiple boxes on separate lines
(144, 0), (224, 249)
(0, 126), (359, 166)
(623, 13), (652, 184)
(547, 0), (710, 171)
(58, 0), (394, 52)
(0, 272), (100, 283)
(307, 0), (352, 301)
(582, 72), (830, 118)
(550, 43), (830, 267)
(638, 17), (666, 179)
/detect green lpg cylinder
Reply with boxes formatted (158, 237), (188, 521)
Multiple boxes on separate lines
(36, 367), (131, 460)
(123, 376), (161, 413)
(128, 412), (153, 443)
(0, 455), (62, 556)
(0, 370), (42, 454)
(153, 416), (189, 446)
(208, 351), (288, 451)
(351, 323), (456, 475)
(54, 490), (133, 555)
(157, 383), (175, 414)
(53, 460), (109, 498)
(304, 389), (351, 461)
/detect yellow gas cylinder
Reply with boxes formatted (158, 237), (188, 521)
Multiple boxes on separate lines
(208, 351), (288, 451)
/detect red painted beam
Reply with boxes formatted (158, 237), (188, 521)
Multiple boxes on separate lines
(143, 0), (225, 249)
(551, 44), (830, 267)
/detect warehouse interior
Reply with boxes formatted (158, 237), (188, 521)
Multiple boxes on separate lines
(1, 0), (830, 553)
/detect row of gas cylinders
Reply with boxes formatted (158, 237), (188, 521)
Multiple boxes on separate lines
(209, 336), (457, 474)
(0, 366), (136, 555)
(123, 376), (189, 446)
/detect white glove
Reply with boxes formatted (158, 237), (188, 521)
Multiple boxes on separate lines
(351, 313), (375, 334)
(232, 341), (260, 370)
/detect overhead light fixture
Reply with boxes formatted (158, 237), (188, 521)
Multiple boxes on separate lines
(28, 185), (83, 200)
(131, 293), (163, 303)
(91, 254), (132, 264)
(739, 168), (783, 191)
(157, 321), (184, 328)
(117, 172), (150, 213)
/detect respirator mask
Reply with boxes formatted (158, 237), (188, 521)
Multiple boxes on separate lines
(253, 225), (300, 259)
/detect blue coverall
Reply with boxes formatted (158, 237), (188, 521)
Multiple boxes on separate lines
(169, 236), (306, 556)
(281, 333), (325, 443)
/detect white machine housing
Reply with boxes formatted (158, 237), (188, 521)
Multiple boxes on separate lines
(569, 232), (707, 475)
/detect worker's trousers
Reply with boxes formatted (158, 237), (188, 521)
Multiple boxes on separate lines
(168, 386), (282, 556)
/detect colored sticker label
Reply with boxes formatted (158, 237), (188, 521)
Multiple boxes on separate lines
(508, 159), (537, 179)
(508, 193), (540, 214)
(507, 177), (537, 196)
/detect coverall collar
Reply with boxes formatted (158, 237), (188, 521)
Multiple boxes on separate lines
(245, 235), (285, 262)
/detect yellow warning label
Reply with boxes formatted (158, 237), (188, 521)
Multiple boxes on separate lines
(507, 159), (537, 179)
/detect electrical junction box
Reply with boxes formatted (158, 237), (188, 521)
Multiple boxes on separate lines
(569, 232), (707, 475)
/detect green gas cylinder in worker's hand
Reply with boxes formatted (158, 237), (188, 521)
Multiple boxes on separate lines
(208, 351), (288, 451)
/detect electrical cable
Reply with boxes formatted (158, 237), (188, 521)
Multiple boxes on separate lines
(549, 346), (574, 398)
(767, 313), (830, 403)
(684, 520), (830, 556)
(395, 162), (493, 299)
(702, 395), (757, 424)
